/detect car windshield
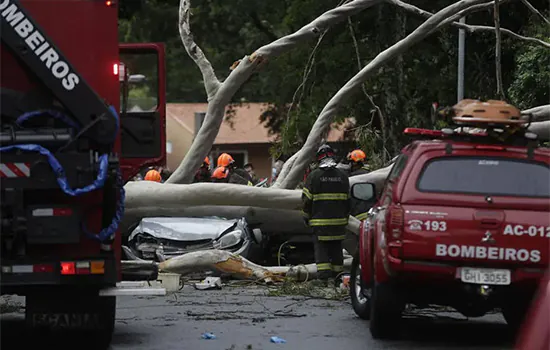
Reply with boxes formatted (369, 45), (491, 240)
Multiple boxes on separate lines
(417, 156), (550, 198)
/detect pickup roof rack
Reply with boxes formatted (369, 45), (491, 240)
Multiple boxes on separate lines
(406, 99), (545, 149)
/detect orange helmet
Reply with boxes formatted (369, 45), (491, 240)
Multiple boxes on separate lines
(203, 157), (210, 166)
(211, 166), (229, 180)
(217, 153), (234, 167)
(348, 149), (366, 163)
(144, 169), (162, 182)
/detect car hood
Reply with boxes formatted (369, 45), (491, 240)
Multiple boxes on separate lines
(128, 217), (239, 242)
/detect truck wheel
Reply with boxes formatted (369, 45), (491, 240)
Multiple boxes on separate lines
(26, 289), (116, 349)
(350, 254), (371, 320)
(369, 281), (403, 340)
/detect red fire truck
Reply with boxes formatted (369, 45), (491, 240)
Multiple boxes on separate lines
(1, 0), (166, 346)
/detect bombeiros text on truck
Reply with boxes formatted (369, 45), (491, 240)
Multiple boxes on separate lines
(1, 0), (166, 347)
(347, 99), (550, 340)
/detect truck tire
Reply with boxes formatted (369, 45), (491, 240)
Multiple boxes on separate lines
(369, 281), (403, 340)
(26, 288), (116, 349)
(350, 254), (371, 320)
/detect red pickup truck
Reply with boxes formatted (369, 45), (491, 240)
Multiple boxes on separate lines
(349, 125), (550, 339)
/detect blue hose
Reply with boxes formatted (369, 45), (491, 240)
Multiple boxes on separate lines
(0, 108), (124, 242)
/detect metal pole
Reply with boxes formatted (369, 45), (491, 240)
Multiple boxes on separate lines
(457, 17), (466, 102)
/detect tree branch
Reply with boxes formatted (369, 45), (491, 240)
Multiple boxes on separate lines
(178, 0), (221, 99)
(519, 0), (550, 25)
(387, 0), (550, 49)
(253, 0), (383, 58)
(347, 18), (387, 159)
(167, 0), (383, 184)
(523, 105), (550, 121)
(528, 121), (550, 140)
(493, 0), (506, 100)
(280, 0), (491, 189)
(272, 151), (301, 188)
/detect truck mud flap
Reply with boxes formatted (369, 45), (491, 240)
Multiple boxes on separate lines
(25, 289), (115, 332)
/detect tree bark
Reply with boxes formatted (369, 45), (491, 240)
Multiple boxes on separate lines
(280, 0), (490, 190)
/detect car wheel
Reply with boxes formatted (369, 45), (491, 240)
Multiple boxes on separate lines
(369, 281), (403, 340)
(350, 254), (371, 320)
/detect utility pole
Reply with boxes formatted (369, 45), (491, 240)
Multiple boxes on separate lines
(457, 17), (466, 102)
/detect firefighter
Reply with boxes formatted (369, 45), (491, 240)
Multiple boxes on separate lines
(217, 153), (253, 186)
(194, 157), (211, 183)
(144, 169), (162, 182)
(348, 149), (370, 176)
(302, 144), (351, 285)
(349, 150), (370, 221)
(211, 166), (229, 183)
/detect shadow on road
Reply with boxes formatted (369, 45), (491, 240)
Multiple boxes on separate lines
(2, 309), (515, 349)
(390, 314), (514, 348)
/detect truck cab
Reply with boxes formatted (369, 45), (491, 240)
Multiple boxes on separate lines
(1, 0), (165, 347)
(349, 123), (550, 340)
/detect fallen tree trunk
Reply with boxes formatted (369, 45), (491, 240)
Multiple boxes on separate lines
(125, 181), (302, 211)
(528, 121), (550, 140)
(123, 168), (383, 236)
(524, 105), (550, 122)
(158, 249), (352, 282)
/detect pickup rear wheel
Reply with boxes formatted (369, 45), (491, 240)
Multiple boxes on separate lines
(369, 281), (404, 339)
(350, 254), (371, 319)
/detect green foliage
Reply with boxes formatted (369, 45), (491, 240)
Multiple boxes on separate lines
(508, 18), (550, 109)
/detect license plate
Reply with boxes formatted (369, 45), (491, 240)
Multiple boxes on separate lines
(460, 267), (511, 285)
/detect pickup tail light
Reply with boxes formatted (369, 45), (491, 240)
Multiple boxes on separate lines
(389, 206), (404, 239)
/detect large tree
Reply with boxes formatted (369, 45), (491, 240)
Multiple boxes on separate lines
(122, 0), (550, 236)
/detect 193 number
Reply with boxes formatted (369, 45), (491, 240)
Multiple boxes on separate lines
(424, 220), (447, 232)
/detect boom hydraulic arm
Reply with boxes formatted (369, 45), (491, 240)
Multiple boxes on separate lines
(0, 0), (118, 151)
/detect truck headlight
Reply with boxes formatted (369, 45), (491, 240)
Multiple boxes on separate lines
(214, 230), (243, 250)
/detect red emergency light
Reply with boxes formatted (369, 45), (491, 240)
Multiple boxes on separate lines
(113, 63), (119, 76)
(475, 145), (505, 151)
(403, 128), (444, 137)
(105, 0), (115, 6)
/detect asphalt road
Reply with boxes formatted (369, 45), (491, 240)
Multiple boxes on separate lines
(1, 284), (515, 350)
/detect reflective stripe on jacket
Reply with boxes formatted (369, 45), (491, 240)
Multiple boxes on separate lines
(302, 165), (350, 240)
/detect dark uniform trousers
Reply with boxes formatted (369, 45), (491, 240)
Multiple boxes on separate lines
(313, 228), (345, 279)
(302, 165), (350, 280)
